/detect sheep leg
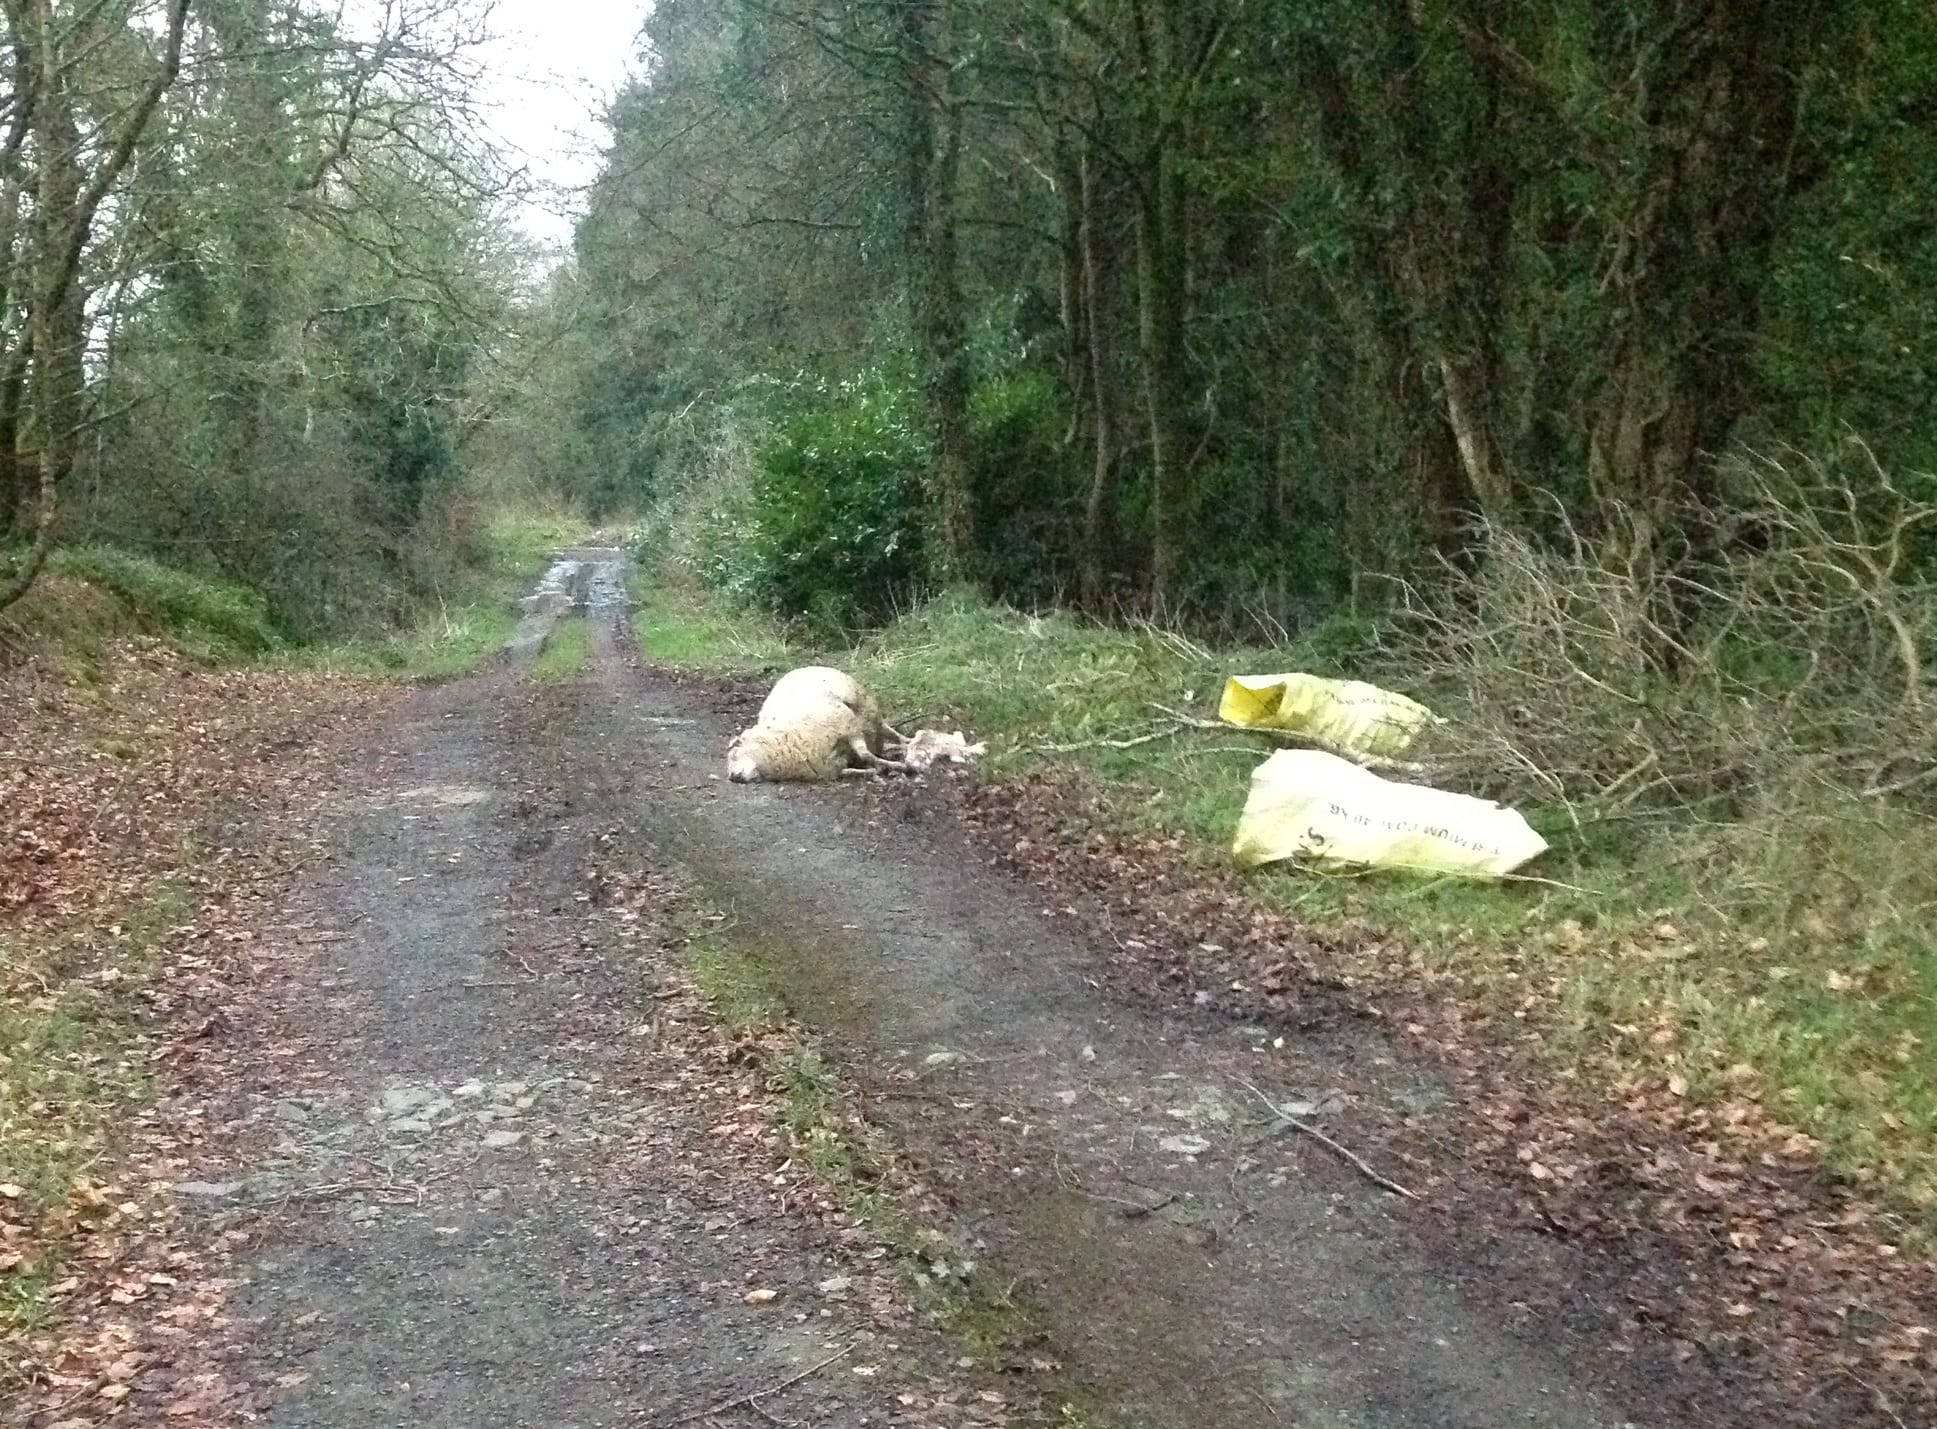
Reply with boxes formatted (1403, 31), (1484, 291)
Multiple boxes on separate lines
(840, 761), (909, 778)
(846, 737), (910, 776)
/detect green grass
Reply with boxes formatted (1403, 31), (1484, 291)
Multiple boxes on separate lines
(843, 596), (1295, 871)
(466, 506), (587, 578)
(532, 615), (591, 681)
(0, 1264), (55, 1336)
(683, 913), (785, 1027)
(0, 509), (588, 681)
(681, 909), (958, 1233)
(49, 546), (282, 659)
(296, 599), (520, 680)
(858, 603), (1937, 1221)
(633, 582), (794, 671)
(635, 579), (1937, 1226)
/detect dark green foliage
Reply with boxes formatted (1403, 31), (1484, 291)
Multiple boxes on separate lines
(528, 0), (1937, 650)
(749, 373), (931, 634)
(326, 299), (469, 529)
(572, 363), (662, 519)
(1754, 20), (1937, 484)
(965, 369), (1083, 607)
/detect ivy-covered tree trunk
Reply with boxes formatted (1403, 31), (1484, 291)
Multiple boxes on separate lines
(1079, 144), (1123, 611)
(202, 0), (291, 494)
(4, 0), (89, 609)
(0, 28), (27, 544)
(1582, 0), (1829, 573)
(897, 0), (973, 583)
(1135, 144), (1190, 611)
(0, 0), (192, 614)
(0, 357), (23, 537)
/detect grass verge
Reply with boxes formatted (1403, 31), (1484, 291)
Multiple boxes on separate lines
(633, 581), (793, 672)
(465, 506), (589, 578)
(299, 600), (521, 681)
(2, 611), (352, 1400)
(0, 508), (586, 681)
(634, 581), (1937, 1226)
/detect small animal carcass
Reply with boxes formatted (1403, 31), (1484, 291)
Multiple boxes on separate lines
(725, 666), (906, 783)
(900, 728), (987, 773)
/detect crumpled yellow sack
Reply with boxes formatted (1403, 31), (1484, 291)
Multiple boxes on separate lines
(1232, 749), (1548, 877)
(1218, 673), (1436, 758)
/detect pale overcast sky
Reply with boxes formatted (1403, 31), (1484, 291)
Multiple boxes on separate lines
(471, 1), (655, 253)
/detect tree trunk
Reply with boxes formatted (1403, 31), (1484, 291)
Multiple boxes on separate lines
(0, 351), (23, 536)
(1582, 1), (1823, 562)
(1053, 132), (1088, 453)
(211, 2), (289, 493)
(922, 94), (973, 576)
(0, 18), (31, 551)
(1269, 424), (1291, 621)
(896, 0), (973, 584)
(0, 0), (192, 613)
(1436, 351), (1516, 532)
(0, 30), (27, 544)
(0, 0), (78, 611)
(1299, 41), (1466, 580)
(1078, 145), (1121, 612)
(1437, 61), (1519, 531)
(1135, 145), (1189, 612)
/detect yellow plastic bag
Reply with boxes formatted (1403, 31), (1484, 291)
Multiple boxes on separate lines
(1218, 673), (1436, 758)
(1232, 749), (1548, 877)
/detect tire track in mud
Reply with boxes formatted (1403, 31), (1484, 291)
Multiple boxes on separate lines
(134, 553), (1022, 1429)
(540, 552), (1642, 1429)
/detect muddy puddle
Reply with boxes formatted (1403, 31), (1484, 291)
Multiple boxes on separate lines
(508, 546), (628, 660)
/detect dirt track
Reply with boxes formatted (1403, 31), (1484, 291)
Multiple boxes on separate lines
(106, 550), (1896, 1428)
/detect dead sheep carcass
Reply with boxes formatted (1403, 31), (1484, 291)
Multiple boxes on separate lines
(725, 666), (906, 783)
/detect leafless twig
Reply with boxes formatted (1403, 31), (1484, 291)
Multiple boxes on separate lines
(1029, 723), (1183, 754)
(1841, 1369), (1910, 1429)
(663, 1343), (857, 1427)
(1239, 1081), (1420, 1201)
(1068, 1183), (1176, 1217)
